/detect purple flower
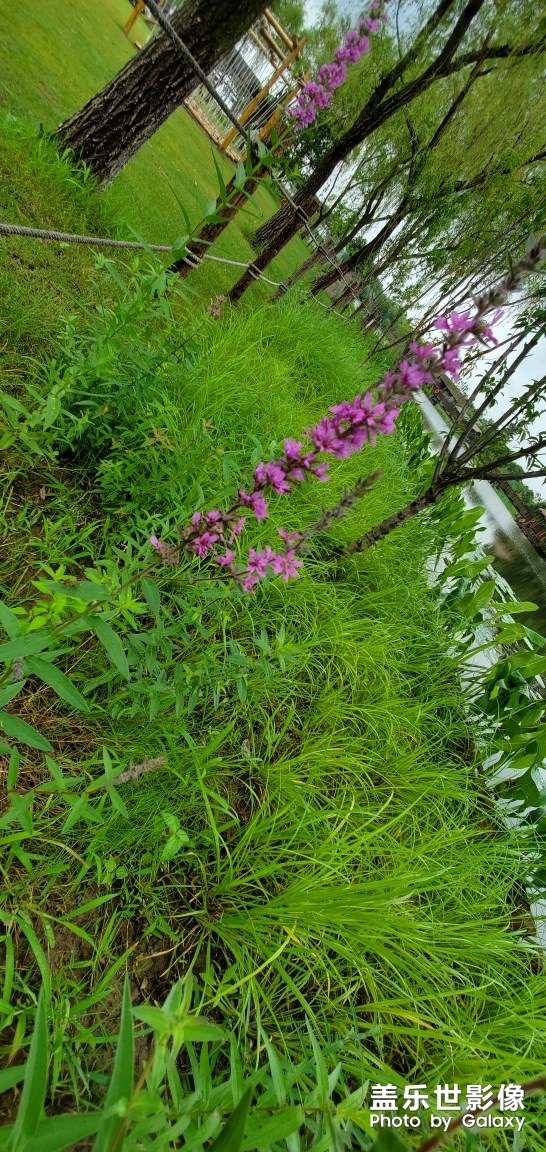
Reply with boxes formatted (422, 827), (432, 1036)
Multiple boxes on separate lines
(409, 341), (435, 360)
(229, 517), (246, 540)
(278, 528), (301, 545)
(311, 460), (330, 482)
(254, 461), (291, 493)
(442, 348), (462, 378)
(284, 438), (306, 461)
(398, 360), (432, 390)
(434, 310), (476, 343)
(270, 550), (304, 582)
(242, 572), (261, 592)
(238, 490), (269, 520)
(309, 417), (339, 452)
(207, 294), (226, 318)
(215, 549), (236, 567)
(150, 535), (162, 552)
(246, 548), (272, 578)
(192, 531), (220, 558)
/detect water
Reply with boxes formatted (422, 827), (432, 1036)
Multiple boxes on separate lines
(417, 394), (546, 636)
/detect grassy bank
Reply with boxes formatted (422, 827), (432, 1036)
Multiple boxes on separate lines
(1, 10), (546, 1146)
(2, 232), (546, 1143)
(0, 0), (309, 304)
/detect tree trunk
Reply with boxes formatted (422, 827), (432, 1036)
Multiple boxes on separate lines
(55, 0), (263, 185)
(346, 485), (444, 552)
(228, 188), (319, 301)
(313, 204), (407, 294)
(171, 168), (264, 277)
(239, 0), (494, 292)
(269, 240), (336, 301)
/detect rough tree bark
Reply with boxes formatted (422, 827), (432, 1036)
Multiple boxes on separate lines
(55, 0), (263, 185)
(346, 486), (445, 552)
(171, 167), (264, 278)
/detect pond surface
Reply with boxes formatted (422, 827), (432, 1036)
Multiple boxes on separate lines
(417, 394), (546, 637)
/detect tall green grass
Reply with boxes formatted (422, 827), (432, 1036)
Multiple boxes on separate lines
(2, 260), (546, 1145)
(1, 68), (545, 1144)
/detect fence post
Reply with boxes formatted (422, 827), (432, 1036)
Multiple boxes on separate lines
(220, 38), (305, 151)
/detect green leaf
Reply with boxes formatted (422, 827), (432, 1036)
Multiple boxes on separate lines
(208, 1089), (252, 1152)
(141, 578), (161, 620)
(241, 1107), (304, 1150)
(261, 1032), (287, 1107)
(132, 1005), (169, 1034)
(234, 162), (246, 189)
(23, 1113), (103, 1152)
(170, 235), (189, 262)
(0, 684), (24, 709)
(0, 602), (22, 640)
(182, 1016), (225, 1043)
(0, 633), (53, 664)
(0, 713), (53, 752)
(0, 1066), (25, 1094)
(92, 976), (134, 1152)
(40, 581), (111, 603)
(491, 601), (538, 616)
(372, 1131), (409, 1151)
(25, 657), (89, 712)
(7, 745), (20, 789)
(211, 148), (227, 202)
(61, 796), (103, 833)
(88, 616), (130, 681)
(7, 985), (48, 1150)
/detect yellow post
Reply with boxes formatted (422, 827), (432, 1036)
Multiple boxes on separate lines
(264, 8), (297, 52)
(220, 38), (305, 151)
(124, 0), (145, 36)
(259, 70), (310, 144)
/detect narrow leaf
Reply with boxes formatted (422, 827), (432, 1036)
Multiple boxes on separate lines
(0, 602), (22, 640)
(211, 149), (227, 202)
(241, 1107), (304, 1150)
(88, 616), (130, 681)
(0, 1066), (25, 1094)
(0, 713), (53, 752)
(8, 985), (48, 1148)
(0, 634), (53, 663)
(208, 1089), (252, 1152)
(39, 581), (111, 603)
(92, 976), (134, 1152)
(25, 657), (89, 713)
(141, 578), (161, 620)
(182, 1016), (225, 1043)
(24, 1113), (103, 1152)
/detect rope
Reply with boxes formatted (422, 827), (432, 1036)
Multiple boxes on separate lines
(0, 220), (282, 288)
(141, 0), (251, 147)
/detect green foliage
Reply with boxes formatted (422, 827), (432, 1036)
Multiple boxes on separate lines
(1, 22), (546, 1149)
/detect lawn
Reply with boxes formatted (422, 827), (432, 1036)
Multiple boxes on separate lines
(0, 0), (309, 277)
(1, 2), (546, 1148)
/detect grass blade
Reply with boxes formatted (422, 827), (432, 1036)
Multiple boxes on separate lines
(92, 975), (134, 1152)
(208, 1088), (252, 1152)
(7, 985), (48, 1150)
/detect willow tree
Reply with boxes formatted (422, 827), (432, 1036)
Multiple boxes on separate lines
(349, 287), (546, 554)
(228, 0), (546, 300)
(55, 0), (263, 184)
